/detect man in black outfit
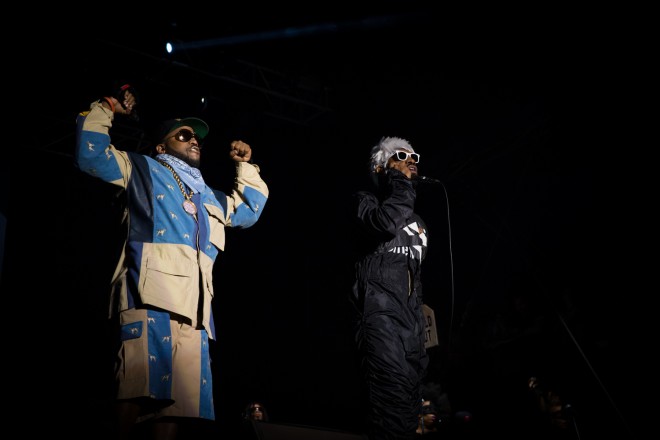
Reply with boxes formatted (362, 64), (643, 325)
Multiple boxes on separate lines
(350, 136), (430, 440)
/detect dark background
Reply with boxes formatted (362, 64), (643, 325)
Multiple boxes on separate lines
(8, 5), (647, 439)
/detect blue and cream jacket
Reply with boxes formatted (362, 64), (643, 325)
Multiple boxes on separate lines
(75, 102), (269, 340)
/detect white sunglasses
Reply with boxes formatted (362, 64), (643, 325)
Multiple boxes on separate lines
(392, 151), (420, 163)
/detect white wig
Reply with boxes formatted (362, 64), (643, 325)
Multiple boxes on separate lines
(369, 136), (415, 171)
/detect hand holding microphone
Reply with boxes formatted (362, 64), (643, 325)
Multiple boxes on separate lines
(100, 83), (139, 121)
(114, 84), (139, 121)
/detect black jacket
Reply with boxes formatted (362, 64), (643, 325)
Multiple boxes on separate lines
(350, 169), (430, 440)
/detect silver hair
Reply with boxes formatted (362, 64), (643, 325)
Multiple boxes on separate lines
(369, 136), (415, 171)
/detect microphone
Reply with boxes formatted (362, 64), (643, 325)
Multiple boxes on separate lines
(416, 175), (442, 184)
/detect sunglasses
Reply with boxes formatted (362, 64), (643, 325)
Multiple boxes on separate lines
(421, 405), (438, 415)
(170, 129), (203, 145)
(392, 151), (420, 163)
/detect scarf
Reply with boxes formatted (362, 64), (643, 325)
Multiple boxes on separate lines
(156, 154), (207, 194)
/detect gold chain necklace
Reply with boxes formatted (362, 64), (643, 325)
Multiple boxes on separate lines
(158, 160), (198, 216)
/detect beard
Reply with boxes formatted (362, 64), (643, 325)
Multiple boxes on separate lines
(168, 148), (200, 169)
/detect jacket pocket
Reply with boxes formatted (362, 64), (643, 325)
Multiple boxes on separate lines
(141, 256), (196, 309)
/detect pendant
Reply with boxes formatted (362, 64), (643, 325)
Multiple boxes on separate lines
(183, 199), (197, 215)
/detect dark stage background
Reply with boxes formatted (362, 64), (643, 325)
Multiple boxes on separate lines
(8, 5), (646, 439)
